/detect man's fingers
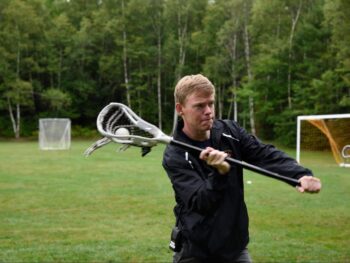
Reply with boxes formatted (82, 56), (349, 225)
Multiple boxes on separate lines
(206, 150), (227, 165)
(199, 147), (214, 160)
(199, 148), (230, 174)
(297, 176), (322, 193)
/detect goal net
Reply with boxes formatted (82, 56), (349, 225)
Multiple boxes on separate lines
(39, 118), (71, 150)
(296, 114), (350, 167)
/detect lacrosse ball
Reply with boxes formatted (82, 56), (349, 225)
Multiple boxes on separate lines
(115, 127), (130, 136)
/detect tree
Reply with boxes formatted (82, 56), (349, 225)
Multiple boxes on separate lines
(0, 0), (44, 138)
(0, 0), (347, 144)
(286, 0), (303, 109)
(208, 0), (242, 121)
(42, 88), (71, 115)
(121, 0), (131, 107)
(149, 0), (165, 129)
(4, 80), (33, 138)
(242, 0), (256, 135)
(164, 0), (208, 133)
(323, 0), (350, 109)
(201, 0), (256, 133)
(45, 13), (76, 89)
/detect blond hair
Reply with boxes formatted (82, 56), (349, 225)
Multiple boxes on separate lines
(174, 74), (215, 105)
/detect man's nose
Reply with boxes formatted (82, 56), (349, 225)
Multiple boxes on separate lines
(204, 105), (213, 114)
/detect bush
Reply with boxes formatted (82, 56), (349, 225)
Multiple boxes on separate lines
(71, 125), (99, 138)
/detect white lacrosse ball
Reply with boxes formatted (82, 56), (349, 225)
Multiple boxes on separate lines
(115, 127), (130, 136)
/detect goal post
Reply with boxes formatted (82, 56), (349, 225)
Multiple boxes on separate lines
(39, 118), (71, 150)
(296, 113), (350, 167)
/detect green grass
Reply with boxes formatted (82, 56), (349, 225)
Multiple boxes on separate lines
(0, 140), (349, 262)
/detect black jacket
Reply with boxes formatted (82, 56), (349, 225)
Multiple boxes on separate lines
(162, 119), (312, 260)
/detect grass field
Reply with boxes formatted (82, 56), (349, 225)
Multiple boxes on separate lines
(0, 140), (349, 262)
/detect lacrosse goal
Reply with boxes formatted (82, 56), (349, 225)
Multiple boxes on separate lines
(39, 118), (71, 150)
(296, 114), (350, 167)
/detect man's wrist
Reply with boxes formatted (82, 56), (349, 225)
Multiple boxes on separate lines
(216, 161), (230, 175)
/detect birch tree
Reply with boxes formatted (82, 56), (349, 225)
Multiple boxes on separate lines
(150, 0), (164, 129)
(0, 0), (43, 138)
(243, 0), (256, 135)
(216, 6), (240, 121)
(286, 0), (303, 109)
(121, 0), (131, 107)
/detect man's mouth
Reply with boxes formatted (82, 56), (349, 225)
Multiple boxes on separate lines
(202, 118), (213, 124)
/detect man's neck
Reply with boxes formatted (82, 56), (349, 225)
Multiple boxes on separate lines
(182, 127), (210, 142)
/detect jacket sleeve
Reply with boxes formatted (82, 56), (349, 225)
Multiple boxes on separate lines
(163, 148), (228, 215)
(234, 122), (313, 182)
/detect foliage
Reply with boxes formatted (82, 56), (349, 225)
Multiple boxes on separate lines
(0, 0), (349, 143)
(42, 88), (71, 114)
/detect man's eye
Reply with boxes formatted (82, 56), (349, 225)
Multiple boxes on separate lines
(194, 103), (214, 110)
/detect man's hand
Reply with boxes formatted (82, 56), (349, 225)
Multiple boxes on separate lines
(297, 176), (321, 193)
(199, 147), (231, 175)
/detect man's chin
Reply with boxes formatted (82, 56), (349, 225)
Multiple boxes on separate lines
(201, 121), (213, 130)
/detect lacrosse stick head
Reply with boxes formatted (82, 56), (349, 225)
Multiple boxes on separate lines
(97, 103), (172, 149)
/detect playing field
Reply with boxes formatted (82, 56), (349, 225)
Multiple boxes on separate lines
(0, 140), (349, 262)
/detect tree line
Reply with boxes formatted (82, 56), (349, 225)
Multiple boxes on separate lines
(0, 0), (349, 145)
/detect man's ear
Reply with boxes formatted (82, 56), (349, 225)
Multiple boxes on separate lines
(175, 103), (183, 116)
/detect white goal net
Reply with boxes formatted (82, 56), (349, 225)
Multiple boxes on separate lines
(296, 114), (350, 167)
(39, 118), (71, 150)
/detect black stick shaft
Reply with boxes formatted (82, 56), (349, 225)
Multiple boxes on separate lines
(170, 139), (301, 187)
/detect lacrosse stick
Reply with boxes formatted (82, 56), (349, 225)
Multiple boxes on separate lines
(85, 103), (301, 187)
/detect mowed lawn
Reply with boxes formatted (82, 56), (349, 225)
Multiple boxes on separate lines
(0, 140), (349, 262)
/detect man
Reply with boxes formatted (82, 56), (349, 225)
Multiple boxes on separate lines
(162, 74), (321, 263)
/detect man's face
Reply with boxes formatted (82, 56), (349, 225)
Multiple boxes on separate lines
(177, 91), (215, 140)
